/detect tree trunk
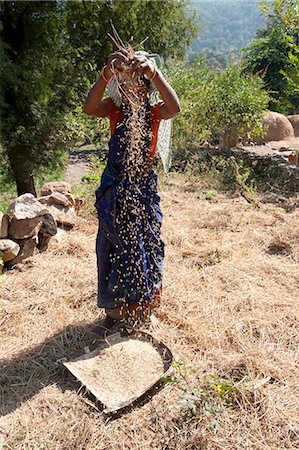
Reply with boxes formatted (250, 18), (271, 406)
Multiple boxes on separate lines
(7, 146), (37, 197)
(14, 174), (37, 197)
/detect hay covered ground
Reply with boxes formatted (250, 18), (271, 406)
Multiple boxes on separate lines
(0, 172), (299, 449)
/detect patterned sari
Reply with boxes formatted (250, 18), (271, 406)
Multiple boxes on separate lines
(95, 100), (164, 312)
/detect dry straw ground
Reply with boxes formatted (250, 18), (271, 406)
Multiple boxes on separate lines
(0, 172), (298, 449)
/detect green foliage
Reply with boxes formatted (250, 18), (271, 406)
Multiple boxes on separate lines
(0, 0), (197, 194)
(162, 360), (240, 428)
(242, 0), (299, 113)
(190, 0), (265, 67)
(228, 156), (259, 207)
(0, 1), (80, 194)
(66, 107), (110, 148)
(212, 66), (269, 146)
(204, 189), (218, 200)
(167, 59), (269, 149)
(71, 151), (107, 217)
(165, 59), (214, 147)
(280, 49), (299, 108)
(171, 149), (260, 202)
(0, 151), (16, 212)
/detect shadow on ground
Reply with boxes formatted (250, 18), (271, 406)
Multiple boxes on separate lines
(0, 320), (166, 419)
(68, 147), (104, 163)
(0, 320), (103, 417)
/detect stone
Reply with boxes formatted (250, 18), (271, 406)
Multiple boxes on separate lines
(0, 212), (9, 238)
(37, 233), (52, 253)
(40, 213), (57, 237)
(0, 239), (20, 262)
(40, 181), (71, 197)
(8, 217), (43, 239)
(38, 192), (71, 207)
(288, 153), (299, 167)
(7, 236), (38, 265)
(64, 193), (76, 207)
(35, 214), (57, 253)
(8, 193), (48, 220)
(255, 111), (294, 143)
(46, 205), (77, 228)
(74, 197), (83, 213)
(242, 144), (273, 157)
(50, 228), (67, 243)
(287, 115), (299, 137)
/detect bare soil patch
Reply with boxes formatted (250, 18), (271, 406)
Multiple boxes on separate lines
(62, 147), (101, 185)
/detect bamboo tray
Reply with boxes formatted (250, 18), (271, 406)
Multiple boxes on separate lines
(63, 329), (173, 413)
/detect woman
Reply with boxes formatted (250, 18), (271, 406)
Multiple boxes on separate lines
(84, 49), (180, 333)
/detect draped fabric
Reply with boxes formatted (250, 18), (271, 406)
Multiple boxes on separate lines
(95, 102), (164, 309)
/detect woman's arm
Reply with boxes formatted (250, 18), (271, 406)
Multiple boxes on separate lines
(129, 56), (181, 119)
(83, 50), (129, 117)
(151, 70), (181, 119)
(83, 72), (110, 118)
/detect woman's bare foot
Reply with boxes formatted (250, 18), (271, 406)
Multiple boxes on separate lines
(92, 315), (119, 338)
(149, 313), (160, 331)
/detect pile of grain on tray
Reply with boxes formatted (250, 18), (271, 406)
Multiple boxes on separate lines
(71, 339), (164, 410)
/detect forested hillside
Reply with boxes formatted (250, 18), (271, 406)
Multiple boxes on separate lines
(189, 0), (265, 65)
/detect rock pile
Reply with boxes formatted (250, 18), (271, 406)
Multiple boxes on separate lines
(0, 181), (79, 269)
(38, 181), (78, 229)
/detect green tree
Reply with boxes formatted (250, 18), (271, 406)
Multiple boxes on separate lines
(242, 0), (299, 113)
(0, 0), (197, 196)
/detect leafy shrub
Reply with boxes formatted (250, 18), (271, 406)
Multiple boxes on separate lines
(211, 65), (269, 146)
(162, 360), (245, 430)
(71, 151), (107, 218)
(165, 59), (215, 148)
(66, 106), (110, 147)
(166, 59), (269, 149)
(241, 0), (299, 114)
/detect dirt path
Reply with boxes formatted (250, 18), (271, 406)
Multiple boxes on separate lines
(62, 146), (102, 185)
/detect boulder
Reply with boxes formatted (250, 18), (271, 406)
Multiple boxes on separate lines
(39, 213), (57, 237)
(36, 213), (57, 253)
(0, 239), (20, 262)
(287, 115), (299, 137)
(40, 181), (71, 197)
(8, 216), (43, 239)
(37, 233), (52, 253)
(8, 193), (48, 220)
(50, 228), (67, 243)
(7, 236), (38, 265)
(38, 192), (72, 207)
(65, 193), (76, 207)
(74, 197), (83, 213)
(46, 204), (77, 228)
(256, 111), (294, 143)
(288, 153), (299, 167)
(253, 111), (294, 144)
(0, 212), (9, 238)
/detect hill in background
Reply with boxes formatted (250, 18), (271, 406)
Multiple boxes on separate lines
(189, 0), (265, 66)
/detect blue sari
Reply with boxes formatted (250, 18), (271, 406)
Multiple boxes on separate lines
(95, 102), (164, 310)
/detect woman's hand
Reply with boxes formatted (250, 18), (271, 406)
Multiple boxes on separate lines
(106, 49), (130, 78)
(129, 55), (156, 79)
